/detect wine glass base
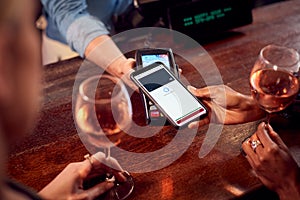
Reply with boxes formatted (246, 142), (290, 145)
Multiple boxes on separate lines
(104, 172), (134, 200)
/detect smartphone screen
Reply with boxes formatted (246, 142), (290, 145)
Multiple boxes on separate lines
(136, 48), (179, 125)
(131, 62), (207, 127)
(141, 53), (172, 119)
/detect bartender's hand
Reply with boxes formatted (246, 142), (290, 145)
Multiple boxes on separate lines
(106, 57), (137, 90)
(85, 35), (137, 90)
(39, 152), (126, 200)
(187, 85), (266, 128)
(242, 122), (300, 200)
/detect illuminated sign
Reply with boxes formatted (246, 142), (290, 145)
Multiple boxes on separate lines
(168, 0), (253, 41)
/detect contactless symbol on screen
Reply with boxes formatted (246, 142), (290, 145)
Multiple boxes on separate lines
(163, 87), (170, 93)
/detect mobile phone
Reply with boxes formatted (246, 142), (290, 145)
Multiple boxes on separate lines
(135, 48), (179, 125)
(131, 62), (208, 128)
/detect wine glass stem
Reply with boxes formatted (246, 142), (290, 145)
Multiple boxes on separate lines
(266, 112), (275, 125)
(104, 147), (115, 180)
(266, 113), (271, 125)
(104, 147), (121, 199)
(104, 147), (111, 159)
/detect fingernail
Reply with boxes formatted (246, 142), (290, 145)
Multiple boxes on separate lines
(105, 182), (114, 189)
(188, 122), (195, 129)
(187, 85), (196, 91)
(265, 123), (270, 129)
(262, 122), (270, 132)
(106, 176), (115, 183)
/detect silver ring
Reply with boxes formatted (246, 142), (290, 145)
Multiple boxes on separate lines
(84, 154), (94, 168)
(250, 140), (262, 153)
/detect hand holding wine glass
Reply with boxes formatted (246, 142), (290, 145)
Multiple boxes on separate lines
(241, 44), (299, 156)
(241, 45), (300, 198)
(250, 44), (300, 124)
(75, 74), (134, 200)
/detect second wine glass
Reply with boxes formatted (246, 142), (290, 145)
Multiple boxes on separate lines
(250, 44), (300, 124)
(75, 74), (134, 200)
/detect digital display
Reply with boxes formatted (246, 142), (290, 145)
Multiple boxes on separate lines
(183, 7), (233, 27)
(169, 0), (253, 40)
(141, 54), (171, 69)
(140, 52), (173, 120)
(134, 64), (206, 126)
(139, 68), (174, 92)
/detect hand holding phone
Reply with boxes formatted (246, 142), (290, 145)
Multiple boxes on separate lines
(131, 62), (207, 128)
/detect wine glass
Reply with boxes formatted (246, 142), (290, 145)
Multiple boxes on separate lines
(75, 74), (134, 200)
(250, 44), (300, 124)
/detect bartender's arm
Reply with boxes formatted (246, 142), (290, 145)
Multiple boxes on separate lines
(41, 0), (136, 88)
(84, 35), (137, 89)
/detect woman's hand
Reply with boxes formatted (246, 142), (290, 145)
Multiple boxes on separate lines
(39, 152), (126, 200)
(242, 122), (300, 200)
(187, 85), (266, 128)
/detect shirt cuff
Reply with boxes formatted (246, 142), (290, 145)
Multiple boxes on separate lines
(66, 15), (110, 57)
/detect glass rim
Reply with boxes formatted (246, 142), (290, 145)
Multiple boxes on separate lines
(79, 74), (125, 104)
(259, 44), (300, 70)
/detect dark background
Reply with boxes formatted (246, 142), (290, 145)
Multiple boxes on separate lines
(254, 0), (287, 7)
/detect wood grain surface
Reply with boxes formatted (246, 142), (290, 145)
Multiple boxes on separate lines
(7, 1), (300, 199)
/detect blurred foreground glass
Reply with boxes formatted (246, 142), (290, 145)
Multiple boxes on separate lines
(250, 44), (300, 124)
(75, 75), (134, 200)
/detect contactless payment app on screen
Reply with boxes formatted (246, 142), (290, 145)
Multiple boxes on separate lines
(134, 64), (206, 126)
(141, 53), (172, 119)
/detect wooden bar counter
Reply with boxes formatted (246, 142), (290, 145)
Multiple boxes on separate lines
(7, 1), (300, 199)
